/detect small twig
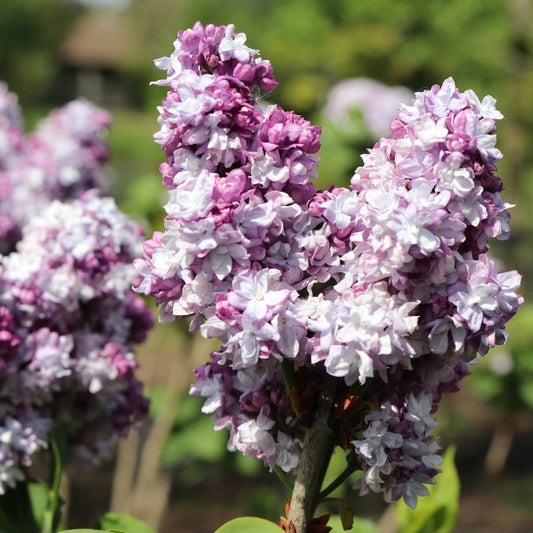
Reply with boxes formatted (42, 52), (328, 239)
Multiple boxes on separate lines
(281, 359), (300, 416)
(128, 333), (206, 523)
(319, 458), (360, 500)
(484, 417), (515, 476)
(274, 466), (295, 493)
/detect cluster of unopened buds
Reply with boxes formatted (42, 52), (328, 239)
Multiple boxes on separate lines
(0, 84), (152, 494)
(135, 22), (523, 509)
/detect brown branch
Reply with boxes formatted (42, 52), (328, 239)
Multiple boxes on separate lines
(287, 374), (337, 533)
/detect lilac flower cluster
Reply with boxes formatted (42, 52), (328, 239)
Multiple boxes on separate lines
(322, 78), (413, 138)
(0, 192), (152, 492)
(190, 353), (300, 472)
(0, 89), (152, 494)
(0, 85), (112, 254)
(135, 23), (522, 507)
(340, 80), (522, 501)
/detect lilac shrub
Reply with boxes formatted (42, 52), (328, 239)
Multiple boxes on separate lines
(135, 22), (522, 511)
(0, 87), (152, 495)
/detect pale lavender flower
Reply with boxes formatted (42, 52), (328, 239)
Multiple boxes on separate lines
(190, 354), (301, 473)
(0, 412), (50, 494)
(353, 394), (442, 508)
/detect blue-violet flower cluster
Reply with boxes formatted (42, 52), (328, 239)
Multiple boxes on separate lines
(0, 85), (152, 494)
(135, 22), (522, 508)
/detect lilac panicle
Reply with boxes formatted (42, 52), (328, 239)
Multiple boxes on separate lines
(0, 192), (152, 490)
(0, 92), (112, 254)
(0, 90), (152, 493)
(26, 99), (112, 197)
(136, 23), (522, 507)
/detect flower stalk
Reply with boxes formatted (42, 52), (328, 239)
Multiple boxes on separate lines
(287, 375), (337, 533)
(42, 430), (64, 533)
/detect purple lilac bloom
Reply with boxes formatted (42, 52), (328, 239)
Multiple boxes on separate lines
(0, 88), (150, 493)
(0, 410), (50, 494)
(0, 92), (112, 254)
(26, 99), (112, 197)
(136, 23), (522, 507)
(0, 192), (152, 493)
(190, 354), (301, 472)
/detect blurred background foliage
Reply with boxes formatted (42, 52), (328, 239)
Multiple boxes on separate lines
(2, 1), (533, 531)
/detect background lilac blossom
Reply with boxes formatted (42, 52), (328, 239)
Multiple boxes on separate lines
(0, 83), (112, 254)
(0, 86), (152, 495)
(135, 22), (522, 508)
(322, 78), (414, 139)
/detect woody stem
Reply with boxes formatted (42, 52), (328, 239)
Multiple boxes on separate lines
(287, 373), (337, 533)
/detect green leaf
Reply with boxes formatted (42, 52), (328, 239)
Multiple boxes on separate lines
(94, 512), (157, 533)
(27, 482), (50, 526)
(59, 530), (105, 532)
(214, 517), (283, 532)
(395, 446), (460, 533)
(43, 428), (67, 533)
(327, 515), (381, 533)
(59, 528), (128, 532)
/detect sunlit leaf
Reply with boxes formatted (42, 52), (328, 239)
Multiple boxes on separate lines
(94, 512), (157, 533)
(327, 515), (381, 532)
(214, 516), (283, 532)
(27, 482), (49, 526)
(59, 528), (128, 532)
